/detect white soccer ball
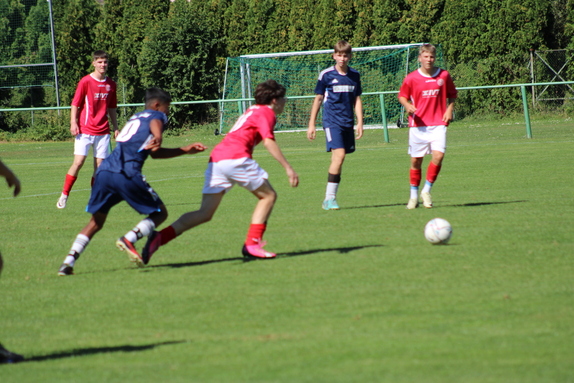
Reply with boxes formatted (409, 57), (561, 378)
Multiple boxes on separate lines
(424, 218), (452, 245)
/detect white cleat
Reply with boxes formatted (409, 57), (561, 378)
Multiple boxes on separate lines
(421, 192), (433, 208)
(406, 198), (419, 209)
(57, 193), (68, 209)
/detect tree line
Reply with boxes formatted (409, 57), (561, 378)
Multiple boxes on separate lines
(1, 0), (573, 134)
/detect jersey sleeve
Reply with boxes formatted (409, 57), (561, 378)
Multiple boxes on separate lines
(445, 72), (458, 99)
(398, 75), (412, 99)
(107, 80), (118, 108)
(256, 108), (276, 140)
(71, 77), (87, 108)
(314, 77), (326, 96)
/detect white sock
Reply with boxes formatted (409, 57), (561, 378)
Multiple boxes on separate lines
(410, 186), (419, 199)
(124, 218), (155, 244)
(325, 182), (339, 200)
(64, 234), (90, 266)
(422, 181), (433, 194)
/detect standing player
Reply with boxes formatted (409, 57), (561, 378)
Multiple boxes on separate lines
(57, 50), (119, 209)
(0, 159), (24, 363)
(58, 88), (207, 276)
(141, 80), (298, 263)
(398, 44), (457, 209)
(307, 40), (363, 210)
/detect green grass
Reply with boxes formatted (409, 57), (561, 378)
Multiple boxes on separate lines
(1, 115), (573, 382)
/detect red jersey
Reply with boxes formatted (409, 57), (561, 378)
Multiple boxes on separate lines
(210, 105), (276, 162)
(398, 68), (457, 127)
(71, 74), (117, 135)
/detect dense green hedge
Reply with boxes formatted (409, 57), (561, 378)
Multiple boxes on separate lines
(1, 0), (573, 134)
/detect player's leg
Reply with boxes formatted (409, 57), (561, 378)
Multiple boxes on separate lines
(114, 175), (169, 266)
(242, 180), (277, 259)
(407, 127), (432, 209)
(0, 252), (24, 363)
(58, 212), (108, 276)
(57, 134), (93, 208)
(407, 156), (423, 209)
(323, 127), (354, 210)
(92, 134), (110, 186)
(420, 126), (447, 208)
(323, 148), (345, 210)
(142, 192), (225, 262)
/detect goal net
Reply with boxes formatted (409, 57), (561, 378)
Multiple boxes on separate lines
(220, 43), (443, 133)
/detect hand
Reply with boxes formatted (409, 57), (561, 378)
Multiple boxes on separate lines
(182, 143), (207, 154)
(70, 123), (80, 136)
(144, 138), (161, 152)
(442, 110), (453, 124)
(355, 124), (364, 139)
(405, 104), (417, 115)
(307, 125), (316, 141)
(286, 167), (299, 187)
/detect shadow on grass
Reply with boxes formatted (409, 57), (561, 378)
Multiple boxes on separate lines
(443, 200), (528, 208)
(150, 244), (383, 269)
(22, 340), (186, 363)
(348, 200), (528, 209)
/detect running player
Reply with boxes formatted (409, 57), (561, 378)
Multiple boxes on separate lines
(307, 40), (363, 210)
(58, 88), (207, 276)
(398, 44), (457, 209)
(57, 50), (119, 209)
(141, 79), (299, 263)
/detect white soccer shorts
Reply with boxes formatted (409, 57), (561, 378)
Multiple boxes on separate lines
(408, 125), (447, 157)
(74, 133), (111, 159)
(202, 158), (269, 194)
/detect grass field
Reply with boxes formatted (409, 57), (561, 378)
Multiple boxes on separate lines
(1, 116), (573, 382)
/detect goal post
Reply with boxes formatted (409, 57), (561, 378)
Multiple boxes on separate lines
(220, 43), (444, 134)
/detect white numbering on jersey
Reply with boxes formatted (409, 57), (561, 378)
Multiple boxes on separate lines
(228, 108), (257, 133)
(116, 118), (142, 142)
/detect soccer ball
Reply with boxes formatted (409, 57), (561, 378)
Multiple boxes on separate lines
(424, 218), (452, 245)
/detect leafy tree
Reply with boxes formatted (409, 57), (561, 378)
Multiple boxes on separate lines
(138, 0), (221, 126)
(54, 0), (101, 103)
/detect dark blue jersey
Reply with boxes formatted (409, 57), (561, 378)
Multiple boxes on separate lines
(314, 66), (362, 129)
(98, 109), (167, 178)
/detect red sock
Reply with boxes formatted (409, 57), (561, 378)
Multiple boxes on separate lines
(426, 162), (442, 184)
(62, 174), (78, 196)
(160, 226), (177, 246)
(245, 223), (266, 246)
(410, 169), (422, 187)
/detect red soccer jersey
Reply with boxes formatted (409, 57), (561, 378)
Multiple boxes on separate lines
(398, 68), (457, 127)
(210, 105), (276, 162)
(71, 74), (117, 135)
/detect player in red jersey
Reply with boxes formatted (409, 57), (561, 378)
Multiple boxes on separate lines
(142, 80), (299, 262)
(57, 50), (119, 209)
(398, 44), (457, 209)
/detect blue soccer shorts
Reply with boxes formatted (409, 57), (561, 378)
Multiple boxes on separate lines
(324, 126), (356, 153)
(86, 170), (163, 215)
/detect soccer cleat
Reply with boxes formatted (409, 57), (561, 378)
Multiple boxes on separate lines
(56, 193), (68, 209)
(242, 243), (276, 259)
(116, 237), (144, 267)
(421, 192), (433, 208)
(58, 263), (74, 276)
(141, 231), (162, 265)
(0, 344), (24, 364)
(406, 198), (419, 209)
(322, 198), (340, 210)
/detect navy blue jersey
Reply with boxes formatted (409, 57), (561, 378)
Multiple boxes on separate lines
(314, 66), (362, 129)
(98, 110), (167, 178)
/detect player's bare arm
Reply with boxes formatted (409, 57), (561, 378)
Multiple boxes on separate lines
(263, 138), (299, 187)
(442, 98), (455, 124)
(354, 95), (364, 139)
(70, 105), (80, 136)
(307, 94), (324, 141)
(398, 96), (417, 115)
(108, 108), (119, 138)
